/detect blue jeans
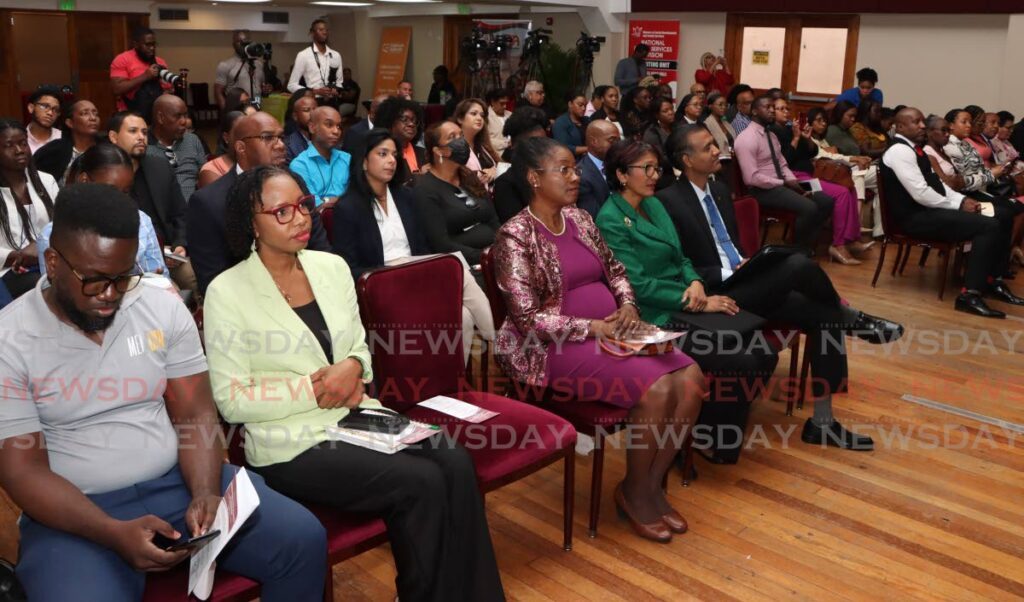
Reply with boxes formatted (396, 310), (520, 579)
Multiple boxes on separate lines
(16, 464), (327, 601)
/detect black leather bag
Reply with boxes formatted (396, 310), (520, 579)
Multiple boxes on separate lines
(0, 559), (26, 602)
(337, 408), (409, 435)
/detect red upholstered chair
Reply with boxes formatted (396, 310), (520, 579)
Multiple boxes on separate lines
(871, 171), (964, 300)
(356, 254), (577, 550)
(319, 206), (335, 245)
(729, 158), (796, 245)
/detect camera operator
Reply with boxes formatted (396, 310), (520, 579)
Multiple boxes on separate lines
(215, 30), (267, 108)
(110, 27), (177, 121)
(287, 19), (343, 103)
(614, 43), (649, 95)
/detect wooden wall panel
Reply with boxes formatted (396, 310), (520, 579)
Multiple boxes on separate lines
(633, 0), (1021, 11)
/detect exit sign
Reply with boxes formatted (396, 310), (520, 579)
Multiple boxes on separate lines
(59, 0), (76, 10)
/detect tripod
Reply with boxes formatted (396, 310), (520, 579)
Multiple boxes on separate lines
(508, 49), (544, 101)
(571, 54), (596, 97)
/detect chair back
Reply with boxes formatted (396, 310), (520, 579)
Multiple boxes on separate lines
(189, 83), (213, 109)
(356, 255), (464, 412)
(730, 156), (752, 197)
(320, 206), (335, 245)
(732, 196), (761, 256)
(479, 246), (507, 331)
(875, 164), (905, 239)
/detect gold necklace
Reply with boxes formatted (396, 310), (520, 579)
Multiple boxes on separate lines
(269, 256), (303, 304)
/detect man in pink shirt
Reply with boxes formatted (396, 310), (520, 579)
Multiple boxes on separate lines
(110, 27), (173, 121)
(733, 94), (833, 248)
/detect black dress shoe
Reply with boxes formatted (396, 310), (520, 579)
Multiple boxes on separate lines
(849, 312), (905, 345)
(955, 292), (1006, 318)
(989, 281), (1024, 306)
(801, 418), (874, 451)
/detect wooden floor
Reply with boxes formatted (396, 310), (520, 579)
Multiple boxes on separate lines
(2, 243), (1023, 600)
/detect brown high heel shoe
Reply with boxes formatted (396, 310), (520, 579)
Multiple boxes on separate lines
(829, 245), (862, 265)
(614, 482), (672, 543)
(848, 240), (876, 256)
(660, 508), (688, 534)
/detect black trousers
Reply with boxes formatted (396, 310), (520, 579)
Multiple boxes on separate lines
(254, 435), (505, 602)
(751, 186), (834, 249)
(720, 253), (853, 399)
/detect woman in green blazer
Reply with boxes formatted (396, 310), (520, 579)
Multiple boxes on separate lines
(595, 140), (739, 327)
(203, 166), (504, 602)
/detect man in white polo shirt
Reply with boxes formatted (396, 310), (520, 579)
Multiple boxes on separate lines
(0, 184), (326, 600)
(287, 18), (342, 104)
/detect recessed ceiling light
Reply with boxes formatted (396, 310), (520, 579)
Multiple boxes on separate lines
(312, 1), (373, 5)
(376, 0), (441, 3)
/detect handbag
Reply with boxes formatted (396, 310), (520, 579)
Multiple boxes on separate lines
(0, 559), (25, 602)
(813, 159), (855, 189)
(337, 408), (410, 435)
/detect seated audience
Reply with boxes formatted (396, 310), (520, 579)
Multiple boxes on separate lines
(25, 87), (63, 155)
(205, 167), (503, 600)
(922, 115), (968, 191)
(453, 98), (500, 188)
(702, 91), (737, 167)
(618, 86), (652, 139)
(397, 79), (414, 100)
(375, 96), (425, 185)
(596, 139), (778, 462)
(223, 87), (254, 115)
(659, 125), (904, 449)
(188, 112), (331, 294)
(881, 108), (1024, 317)
(34, 99), (100, 186)
(552, 91), (589, 156)
(694, 52), (734, 96)
(577, 120), (620, 217)
(289, 106), (351, 209)
(0, 120), (57, 302)
(342, 93), (388, 156)
(944, 108), (1011, 196)
(494, 135), (706, 542)
(644, 97), (675, 151)
(0, 183), (327, 600)
(332, 129), (494, 361)
(827, 67), (883, 109)
(734, 95), (834, 249)
(414, 121), (498, 267)
(674, 93), (703, 125)
(148, 94), (206, 202)
(485, 88), (511, 154)
(522, 80), (556, 123)
(283, 87), (315, 134)
(590, 85), (623, 136)
(771, 99), (871, 264)
(493, 107), (549, 222)
(37, 143), (168, 280)
(826, 101), (862, 157)
(992, 111), (1023, 172)
(689, 82), (706, 103)
(285, 94), (317, 162)
(584, 86), (604, 118)
(726, 84), (754, 135)
(198, 110), (245, 189)
(106, 111), (193, 291)
(427, 64), (458, 105)
(848, 99), (889, 160)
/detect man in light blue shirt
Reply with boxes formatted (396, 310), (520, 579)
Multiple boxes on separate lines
(37, 211), (169, 279)
(288, 106), (350, 207)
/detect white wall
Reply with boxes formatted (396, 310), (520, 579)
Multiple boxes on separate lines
(621, 12), (728, 90)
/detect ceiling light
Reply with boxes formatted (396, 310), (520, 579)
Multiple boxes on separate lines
(312, 1), (373, 5)
(208, 0), (271, 3)
(376, 0), (441, 3)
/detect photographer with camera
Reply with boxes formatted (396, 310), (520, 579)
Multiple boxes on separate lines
(215, 30), (268, 109)
(110, 28), (181, 123)
(614, 43), (649, 95)
(287, 19), (343, 103)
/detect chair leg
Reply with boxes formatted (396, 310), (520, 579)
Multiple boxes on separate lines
(891, 243), (905, 277)
(899, 244), (913, 275)
(785, 335), (801, 416)
(939, 245), (952, 301)
(871, 239), (888, 288)
(562, 448), (575, 551)
(918, 246), (931, 268)
(781, 221), (791, 243)
(797, 343), (812, 411)
(588, 433), (605, 538)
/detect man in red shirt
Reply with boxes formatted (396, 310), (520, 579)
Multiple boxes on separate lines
(110, 27), (173, 121)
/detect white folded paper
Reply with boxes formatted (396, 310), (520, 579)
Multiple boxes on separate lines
(189, 468), (261, 600)
(418, 395), (499, 423)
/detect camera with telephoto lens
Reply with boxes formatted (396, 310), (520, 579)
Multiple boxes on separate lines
(157, 67), (186, 87)
(243, 42), (272, 60)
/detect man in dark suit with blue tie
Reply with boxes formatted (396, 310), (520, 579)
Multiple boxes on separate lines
(576, 119), (619, 217)
(658, 124), (905, 452)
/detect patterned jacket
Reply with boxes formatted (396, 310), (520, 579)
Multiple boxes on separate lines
(493, 206), (636, 386)
(944, 135), (996, 192)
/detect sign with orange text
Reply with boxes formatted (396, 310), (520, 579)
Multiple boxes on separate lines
(373, 27), (412, 97)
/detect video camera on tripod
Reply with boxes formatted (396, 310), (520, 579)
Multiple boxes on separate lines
(243, 42), (272, 60)
(576, 31), (606, 63)
(523, 28), (551, 59)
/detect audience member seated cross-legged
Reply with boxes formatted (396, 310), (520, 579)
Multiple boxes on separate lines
(595, 139), (778, 463)
(34, 99), (100, 186)
(0, 184), (328, 601)
(661, 125), (905, 450)
(332, 128), (494, 362)
(882, 108), (1024, 317)
(204, 167), (504, 601)
(806, 107), (881, 235)
(188, 112), (332, 295)
(734, 95), (834, 250)
(0, 120), (58, 306)
(198, 110), (245, 190)
(288, 106), (351, 210)
(771, 99), (872, 264)
(944, 108), (1021, 201)
(414, 121), (500, 270)
(493, 136), (706, 543)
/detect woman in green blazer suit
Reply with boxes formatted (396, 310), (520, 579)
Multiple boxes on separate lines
(204, 166), (504, 602)
(595, 142), (740, 327)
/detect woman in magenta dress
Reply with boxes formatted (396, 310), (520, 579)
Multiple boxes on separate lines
(493, 136), (706, 544)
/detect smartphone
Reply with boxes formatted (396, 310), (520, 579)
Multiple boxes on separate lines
(162, 247), (190, 264)
(163, 529), (221, 553)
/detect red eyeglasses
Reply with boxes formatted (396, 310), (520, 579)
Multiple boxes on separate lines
(256, 195), (314, 224)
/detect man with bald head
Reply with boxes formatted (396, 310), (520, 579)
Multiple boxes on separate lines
(343, 93), (390, 155)
(290, 106), (351, 208)
(148, 94), (206, 201)
(881, 107), (1023, 317)
(577, 119), (621, 216)
(188, 112), (331, 293)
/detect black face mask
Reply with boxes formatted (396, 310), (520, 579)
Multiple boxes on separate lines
(444, 137), (470, 166)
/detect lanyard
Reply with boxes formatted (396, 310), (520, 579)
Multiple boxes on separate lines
(310, 44), (331, 86)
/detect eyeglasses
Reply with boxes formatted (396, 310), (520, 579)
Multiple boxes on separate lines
(256, 195), (314, 224)
(398, 114), (419, 126)
(536, 166), (583, 178)
(33, 102), (60, 114)
(53, 247), (143, 297)
(627, 164), (664, 178)
(242, 133), (286, 145)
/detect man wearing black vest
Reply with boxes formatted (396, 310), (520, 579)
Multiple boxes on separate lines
(881, 108), (1024, 317)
